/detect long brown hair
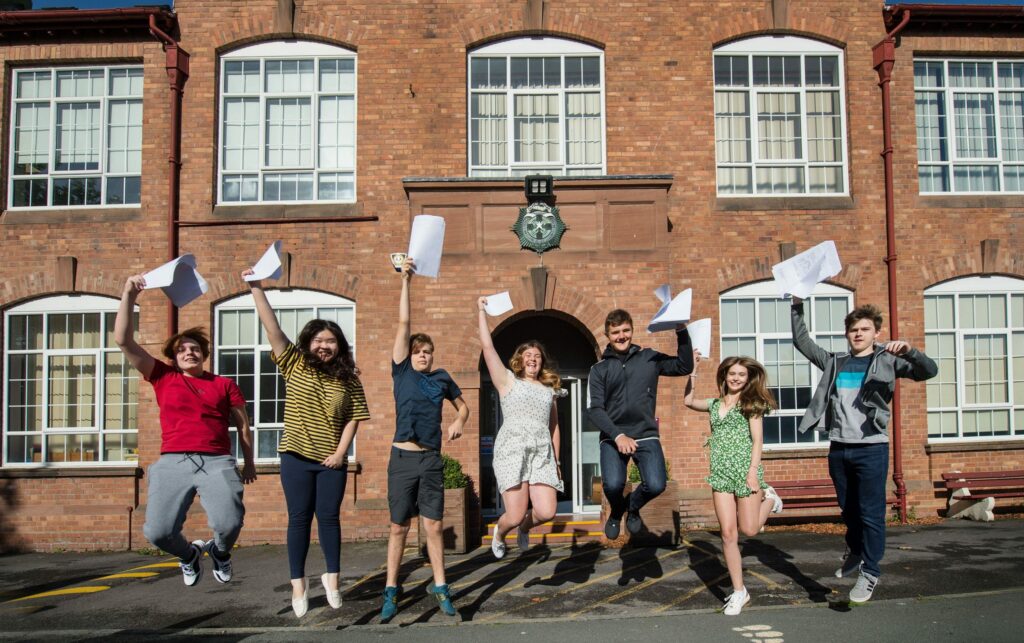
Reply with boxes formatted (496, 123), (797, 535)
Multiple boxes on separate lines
(716, 356), (776, 419)
(509, 341), (561, 389)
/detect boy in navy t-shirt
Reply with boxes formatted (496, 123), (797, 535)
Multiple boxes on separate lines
(380, 257), (469, 622)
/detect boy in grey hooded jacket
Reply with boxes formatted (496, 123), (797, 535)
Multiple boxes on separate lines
(791, 299), (936, 603)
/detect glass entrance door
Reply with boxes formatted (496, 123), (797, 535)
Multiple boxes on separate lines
(556, 378), (602, 514)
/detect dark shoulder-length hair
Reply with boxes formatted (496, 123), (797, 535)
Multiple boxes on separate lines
(297, 319), (359, 381)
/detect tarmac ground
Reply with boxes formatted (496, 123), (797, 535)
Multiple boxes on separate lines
(1, 518), (1022, 641)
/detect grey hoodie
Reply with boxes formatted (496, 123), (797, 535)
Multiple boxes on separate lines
(791, 302), (938, 443)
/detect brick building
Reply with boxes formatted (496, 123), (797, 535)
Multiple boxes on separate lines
(1, 0), (1022, 551)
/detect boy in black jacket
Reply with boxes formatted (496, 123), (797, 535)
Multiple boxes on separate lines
(588, 309), (693, 539)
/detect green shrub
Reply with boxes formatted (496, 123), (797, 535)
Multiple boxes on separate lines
(442, 453), (469, 489)
(627, 459), (672, 484)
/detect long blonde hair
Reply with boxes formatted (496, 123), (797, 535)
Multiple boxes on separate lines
(716, 356), (776, 419)
(509, 341), (561, 389)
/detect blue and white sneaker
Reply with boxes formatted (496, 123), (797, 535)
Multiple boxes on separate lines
(204, 539), (232, 583)
(180, 540), (204, 586)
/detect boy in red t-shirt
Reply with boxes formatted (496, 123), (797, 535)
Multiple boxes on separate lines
(115, 275), (256, 586)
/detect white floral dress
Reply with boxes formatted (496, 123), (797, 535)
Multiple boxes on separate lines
(493, 370), (564, 493)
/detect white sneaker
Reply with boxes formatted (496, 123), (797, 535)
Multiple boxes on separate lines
(723, 588), (750, 616)
(850, 571), (879, 603)
(179, 541), (204, 587)
(204, 539), (232, 583)
(292, 578), (309, 617)
(322, 573), (342, 609)
(517, 526), (530, 552)
(490, 524), (506, 560)
(764, 486), (784, 514)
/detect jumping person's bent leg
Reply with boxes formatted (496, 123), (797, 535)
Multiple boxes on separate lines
(279, 452), (318, 580)
(600, 441), (630, 538)
(628, 440), (667, 512)
(143, 455), (199, 559)
(313, 462), (348, 574)
(193, 455), (246, 555)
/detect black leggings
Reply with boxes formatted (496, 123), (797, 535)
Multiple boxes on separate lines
(279, 451), (348, 579)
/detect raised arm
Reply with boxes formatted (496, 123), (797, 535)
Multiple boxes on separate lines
(790, 298), (831, 369)
(392, 257), (414, 364)
(654, 325), (695, 376)
(478, 297), (511, 394)
(683, 350), (710, 412)
(113, 275), (155, 379)
(243, 270), (289, 357)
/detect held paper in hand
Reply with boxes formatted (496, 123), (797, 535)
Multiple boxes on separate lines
(483, 291), (513, 316)
(771, 240), (842, 299)
(647, 285), (692, 333)
(687, 318), (712, 358)
(243, 241), (283, 282)
(407, 215), (446, 278)
(142, 254), (209, 307)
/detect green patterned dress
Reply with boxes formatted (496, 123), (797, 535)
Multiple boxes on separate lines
(705, 398), (767, 497)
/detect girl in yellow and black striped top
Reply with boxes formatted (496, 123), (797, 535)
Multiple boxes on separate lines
(244, 268), (369, 618)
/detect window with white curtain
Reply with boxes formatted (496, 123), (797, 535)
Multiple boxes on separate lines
(914, 59), (1024, 193)
(214, 290), (357, 462)
(8, 66), (143, 208)
(925, 276), (1024, 441)
(468, 37), (605, 177)
(3, 296), (139, 466)
(219, 41), (356, 204)
(720, 282), (853, 447)
(713, 37), (848, 196)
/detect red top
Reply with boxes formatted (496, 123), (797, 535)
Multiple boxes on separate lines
(146, 360), (246, 455)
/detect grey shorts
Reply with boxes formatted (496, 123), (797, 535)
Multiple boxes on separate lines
(387, 446), (444, 524)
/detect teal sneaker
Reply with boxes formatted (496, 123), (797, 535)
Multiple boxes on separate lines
(426, 581), (457, 616)
(380, 586), (399, 623)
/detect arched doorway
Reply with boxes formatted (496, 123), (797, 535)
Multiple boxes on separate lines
(479, 311), (602, 516)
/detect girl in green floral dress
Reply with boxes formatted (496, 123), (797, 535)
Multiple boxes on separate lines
(684, 354), (783, 616)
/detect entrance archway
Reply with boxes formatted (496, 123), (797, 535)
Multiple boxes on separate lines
(479, 311), (602, 516)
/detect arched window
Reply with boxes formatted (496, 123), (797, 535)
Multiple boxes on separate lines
(713, 36), (849, 196)
(3, 295), (139, 465)
(219, 41), (357, 204)
(720, 281), (853, 447)
(924, 276), (1024, 440)
(214, 290), (357, 461)
(468, 37), (606, 177)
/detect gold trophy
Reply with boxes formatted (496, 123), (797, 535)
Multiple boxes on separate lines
(390, 253), (407, 272)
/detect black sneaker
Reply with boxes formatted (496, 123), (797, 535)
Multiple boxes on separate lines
(604, 516), (622, 539)
(626, 511), (644, 536)
(204, 539), (232, 583)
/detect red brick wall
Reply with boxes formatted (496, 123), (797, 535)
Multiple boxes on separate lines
(2, 1), (1023, 551)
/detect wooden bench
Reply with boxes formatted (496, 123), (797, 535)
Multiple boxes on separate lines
(771, 478), (898, 513)
(941, 470), (1024, 504)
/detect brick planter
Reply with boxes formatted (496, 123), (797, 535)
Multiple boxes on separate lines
(600, 480), (680, 547)
(418, 487), (469, 554)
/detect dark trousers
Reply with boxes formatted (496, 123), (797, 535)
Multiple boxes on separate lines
(279, 451), (348, 579)
(600, 438), (667, 519)
(828, 441), (889, 578)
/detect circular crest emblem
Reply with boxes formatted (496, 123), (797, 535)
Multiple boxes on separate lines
(512, 202), (567, 254)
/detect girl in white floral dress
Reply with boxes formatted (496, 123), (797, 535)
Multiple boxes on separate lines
(684, 354), (783, 616)
(478, 297), (563, 559)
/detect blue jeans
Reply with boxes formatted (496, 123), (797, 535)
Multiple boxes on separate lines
(600, 438), (667, 519)
(280, 451), (348, 579)
(828, 441), (889, 578)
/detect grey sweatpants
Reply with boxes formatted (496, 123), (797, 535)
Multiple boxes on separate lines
(143, 453), (245, 560)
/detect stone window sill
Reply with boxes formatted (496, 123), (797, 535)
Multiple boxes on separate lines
(0, 466), (143, 479)
(210, 202), (365, 220)
(715, 196), (855, 212)
(1, 207), (142, 225)
(925, 440), (1024, 454)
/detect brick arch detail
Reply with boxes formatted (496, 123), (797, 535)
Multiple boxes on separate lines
(203, 269), (362, 305)
(458, 8), (608, 50)
(708, 16), (850, 50)
(0, 272), (124, 311)
(209, 18), (364, 53)
(445, 281), (607, 376)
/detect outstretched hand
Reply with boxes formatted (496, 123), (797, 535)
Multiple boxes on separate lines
(477, 296), (488, 312)
(241, 268), (261, 288)
(884, 340), (910, 356)
(401, 257), (416, 280)
(123, 275), (146, 298)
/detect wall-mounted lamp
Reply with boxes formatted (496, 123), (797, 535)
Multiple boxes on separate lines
(524, 174), (554, 202)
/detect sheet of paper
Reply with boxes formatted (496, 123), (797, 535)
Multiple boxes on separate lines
(647, 285), (692, 333)
(483, 291), (513, 316)
(142, 254), (209, 307)
(687, 318), (712, 358)
(771, 240), (842, 299)
(244, 240), (283, 282)
(407, 215), (446, 278)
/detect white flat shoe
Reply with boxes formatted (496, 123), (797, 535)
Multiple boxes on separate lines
(491, 524), (506, 559)
(292, 578), (309, 617)
(322, 573), (342, 609)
